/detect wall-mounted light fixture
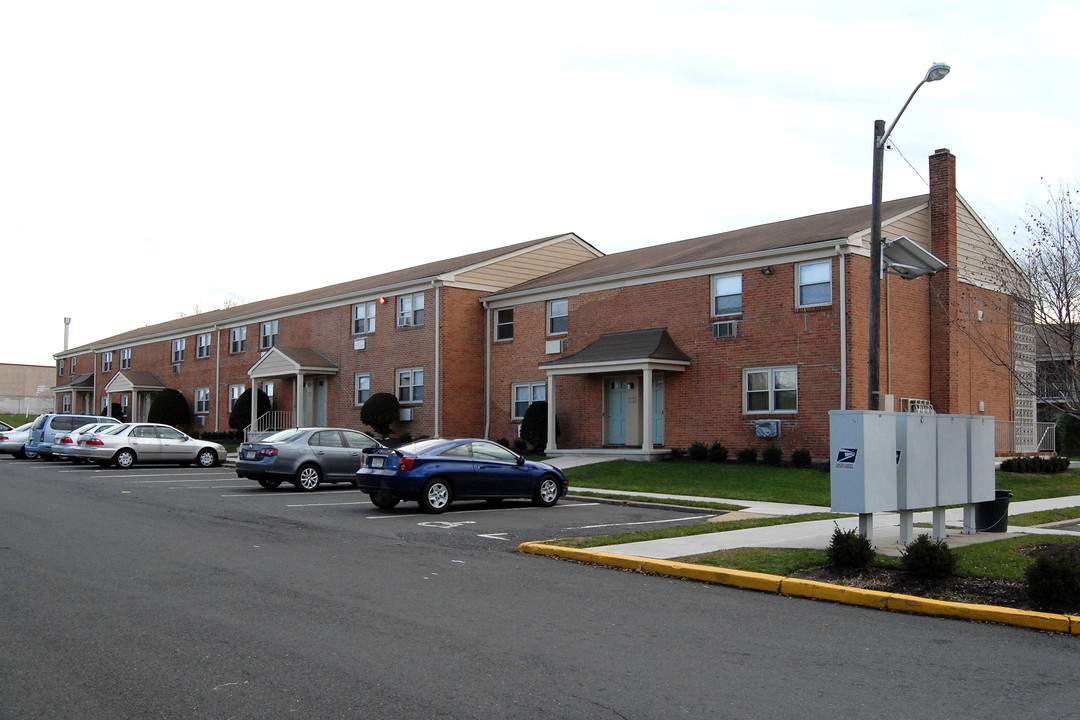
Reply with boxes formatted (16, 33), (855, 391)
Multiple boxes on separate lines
(761, 266), (774, 275)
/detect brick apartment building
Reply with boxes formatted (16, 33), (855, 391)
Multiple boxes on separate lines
(54, 149), (1028, 458)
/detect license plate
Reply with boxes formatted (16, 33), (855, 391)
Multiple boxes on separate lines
(242, 450), (257, 460)
(371, 456), (384, 468)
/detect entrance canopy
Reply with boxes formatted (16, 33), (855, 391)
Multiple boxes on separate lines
(538, 328), (691, 454)
(248, 347), (339, 380)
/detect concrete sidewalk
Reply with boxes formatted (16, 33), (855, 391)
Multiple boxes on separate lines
(571, 487), (1080, 559)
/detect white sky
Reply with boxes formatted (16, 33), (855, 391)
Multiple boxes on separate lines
(3, 1), (1078, 366)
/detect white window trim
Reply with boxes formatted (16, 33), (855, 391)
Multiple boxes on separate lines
(353, 301), (376, 335)
(101, 352), (113, 372)
(260, 320), (278, 350)
(495, 308), (514, 341)
(548, 298), (568, 335)
(743, 366), (799, 414)
(512, 381), (546, 420)
(230, 327), (247, 353)
(195, 387), (211, 414)
(355, 373), (371, 406)
(397, 293), (425, 327)
(120, 348), (131, 369)
(796, 259), (832, 309)
(396, 367), (424, 404)
(172, 339), (186, 363)
(196, 333), (212, 359)
(712, 273), (743, 317)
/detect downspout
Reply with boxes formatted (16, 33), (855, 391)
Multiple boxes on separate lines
(482, 300), (491, 440)
(837, 246), (847, 410)
(213, 325), (220, 433)
(432, 280), (441, 438)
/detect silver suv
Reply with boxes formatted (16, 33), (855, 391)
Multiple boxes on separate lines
(26, 413), (121, 460)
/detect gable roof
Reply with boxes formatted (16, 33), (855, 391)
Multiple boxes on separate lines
(62, 233), (594, 355)
(540, 328), (692, 371)
(491, 195), (927, 298)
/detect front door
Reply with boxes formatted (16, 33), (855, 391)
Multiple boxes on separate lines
(607, 378), (627, 446)
(652, 373), (664, 446)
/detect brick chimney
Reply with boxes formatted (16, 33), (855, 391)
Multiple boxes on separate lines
(929, 148), (960, 413)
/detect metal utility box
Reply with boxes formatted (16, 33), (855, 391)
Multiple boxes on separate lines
(829, 411), (898, 513)
(896, 413), (937, 510)
(968, 416), (996, 503)
(936, 415), (970, 505)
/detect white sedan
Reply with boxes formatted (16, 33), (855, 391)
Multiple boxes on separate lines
(85, 423), (226, 469)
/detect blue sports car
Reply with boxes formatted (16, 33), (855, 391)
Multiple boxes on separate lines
(354, 438), (569, 513)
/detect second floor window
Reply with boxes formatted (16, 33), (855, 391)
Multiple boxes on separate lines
(196, 333), (212, 359)
(798, 260), (832, 308)
(398, 293), (424, 327)
(120, 348), (131, 369)
(548, 299), (568, 335)
(260, 320), (278, 349)
(713, 274), (742, 316)
(101, 352), (113, 372)
(353, 301), (376, 334)
(231, 327), (247, 353)
(495, 308), (514, 341)
(172, 339), (185, 363)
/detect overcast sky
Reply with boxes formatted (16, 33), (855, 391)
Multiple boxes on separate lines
(3, 1), (1078, 367)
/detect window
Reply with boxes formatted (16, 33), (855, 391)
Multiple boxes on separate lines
(71, 357), (77, 375)
(353, 301), (376, 334)
(798, 260), (832, 307)
(61, 395), (71, 413)
(397, 368), (424, 403)
(58, 359), (64, 376)
(713, 274), (742, 316)
(495, 308), (514, 341)
(512, 382), (546, 419)
(120, 394), (129, 417)
(262, 382), (274, 408)
(230, 327), (247, 353)
(260, 320), (278, 349)
(101, 352), (113, 372)
(172, 339), (185, 363)
(744, 367), (798, 413)
(120, 348), (131, 369)
(229, 384), (245, 411)
(196, 333), (212, 359)
(397, 293), (424, 327)
(195, 387), (210, 414)
(355, 373), (370, 405)
(548, 298), (568, 334)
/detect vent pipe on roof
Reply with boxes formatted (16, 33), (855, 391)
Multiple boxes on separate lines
(64, 317), (71, 351)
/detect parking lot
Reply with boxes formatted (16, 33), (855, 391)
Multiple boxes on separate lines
(1, 455), (715, 553)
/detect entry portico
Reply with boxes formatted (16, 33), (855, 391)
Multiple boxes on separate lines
(247, 347), (339, 434)
(539, 328), (691, 458)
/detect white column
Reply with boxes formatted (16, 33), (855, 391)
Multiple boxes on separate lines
(545, 374), (557, 452)
(641, 367), (653, 453)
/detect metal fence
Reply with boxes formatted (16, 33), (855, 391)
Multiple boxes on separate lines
(994, 420), (1056, 455)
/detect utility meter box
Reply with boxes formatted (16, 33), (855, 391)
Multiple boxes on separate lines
(829, 411), (898, 513)
(936, 415), (970, 505)
(896, 413), (937, 510)
(968, 416), (995, 503)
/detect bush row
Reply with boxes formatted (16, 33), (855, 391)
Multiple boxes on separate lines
(998, 454), (1071, 474)
(671, 442), (812, 467)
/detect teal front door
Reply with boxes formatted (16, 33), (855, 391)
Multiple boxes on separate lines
(651, 373), (664, 446)
(607, 379), (627, 446)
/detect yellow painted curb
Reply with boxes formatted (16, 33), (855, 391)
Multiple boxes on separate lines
(518, 542), (1080, 634)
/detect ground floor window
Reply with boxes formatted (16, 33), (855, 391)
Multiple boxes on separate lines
(744, 366), (798, 413)
(61, 395), (71, 413)
(397, 368), (423, 403)
(355, 373), (370, 405)
(195, 387), (210, 414)
(512, 382), (546, 419)
(229, 384), (245, 411)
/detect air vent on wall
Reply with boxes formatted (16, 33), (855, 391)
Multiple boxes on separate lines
(545, 339), (564, 354)
(712, 320), (737, 339)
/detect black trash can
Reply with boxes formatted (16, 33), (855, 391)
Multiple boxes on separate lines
(976, 489), (1013, 533)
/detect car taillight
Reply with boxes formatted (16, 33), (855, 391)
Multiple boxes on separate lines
(59, 436), (73, 444)
(86, 438), (104, 446)
(397, 457), (414, 471)
(260, 448), (278, 457)
(0, 435), (8, 441)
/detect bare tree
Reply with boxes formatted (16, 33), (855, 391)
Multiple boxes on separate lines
(177, 293), (243, 318)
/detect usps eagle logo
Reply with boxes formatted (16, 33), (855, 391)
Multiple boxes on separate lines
(835, 448), (858, 467)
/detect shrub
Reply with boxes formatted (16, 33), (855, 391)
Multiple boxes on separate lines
(520, 401), (556, 452)
(762, 444), (783, 465)
(360, 392), (399, 438)
(687, 441), (708, 462)
(901, 534), (956, 579)
(495, 437), (510, 449)
(398, 431), (413, 445)
(228, 388), (272, 432)
(999, 454), (1070, 474)
(827, 525), (875, 568)
(1026, 550), (1080, 611)
(513, 438), (528, 454)
(668, 447), (686, 461)
(147, 388), (191, 428)
(791, 448), (812, 468)
(737, 447), (758, 464)
(708, 442), (729, 463)
(109, 402), (125, 421)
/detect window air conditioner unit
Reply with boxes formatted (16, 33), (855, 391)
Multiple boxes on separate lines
(398, 316), (412, 327)
(399, 407), (413, 422)
(172, 364), (181, 374)
(712, 320), (737, 339)
(196, 416), (205, 426)
(353, 336), (367, 351)
(545, 339), (564, 354)
(755, 420), (780, 438)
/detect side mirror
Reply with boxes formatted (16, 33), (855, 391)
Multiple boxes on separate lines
(517, 455), (525, 466)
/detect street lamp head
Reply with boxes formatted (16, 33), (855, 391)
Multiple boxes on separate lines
(924, 62), (950, 83)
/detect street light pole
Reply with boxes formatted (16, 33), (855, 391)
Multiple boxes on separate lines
(867, 62), (950, 410)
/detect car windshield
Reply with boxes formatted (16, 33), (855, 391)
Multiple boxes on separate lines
(261, 429), (307, 443)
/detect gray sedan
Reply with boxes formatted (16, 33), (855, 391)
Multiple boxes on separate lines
(235, 427), (382, 491)
(85, 423), (226, 469)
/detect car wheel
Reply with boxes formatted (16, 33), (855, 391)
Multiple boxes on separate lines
(21, 448), (38, 460)
(258, 478), (282, 490)
(369, 492), (400, 509)
(195, 448), (217, 468)
(533, 474), (561, 507)
(115, 449), (136, 469)
(419, 478), (452, 513)
(295, 464), (322, 491)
